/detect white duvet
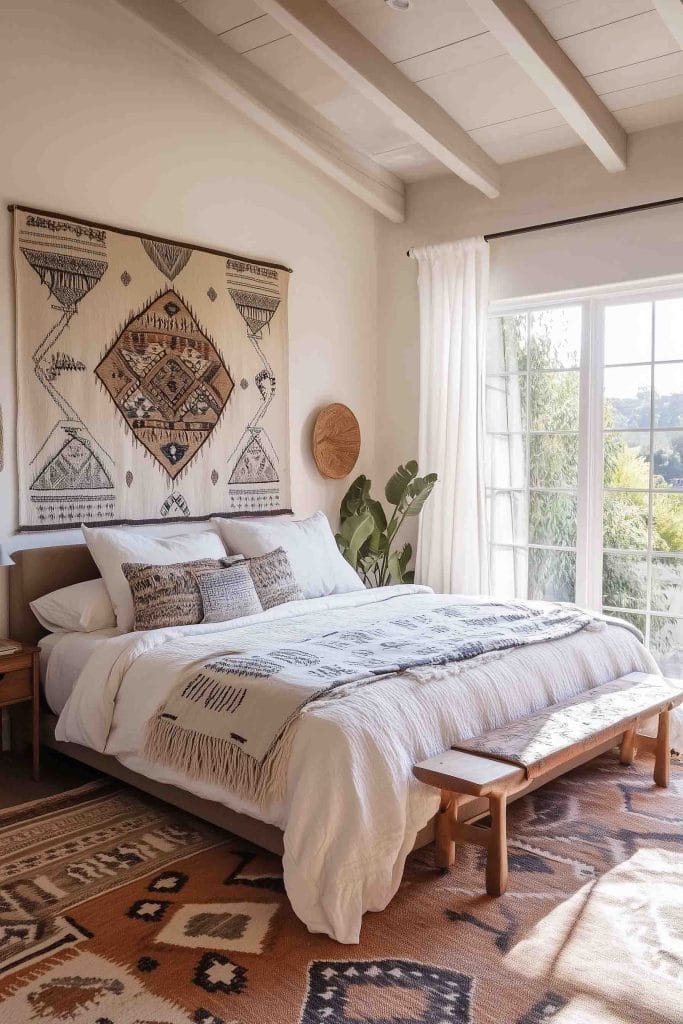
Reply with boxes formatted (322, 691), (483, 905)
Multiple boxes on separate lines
(56, 586), (664, 943)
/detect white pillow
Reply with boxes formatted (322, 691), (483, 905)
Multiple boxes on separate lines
(31, 578), (116, 634)
(82, 525), (228, 631)
(213, 511), (364, 600)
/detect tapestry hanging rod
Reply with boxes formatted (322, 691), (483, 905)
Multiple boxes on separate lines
(406, 193), (683, 256)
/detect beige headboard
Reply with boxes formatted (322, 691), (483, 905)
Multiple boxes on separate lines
(9, 544), (99, 646)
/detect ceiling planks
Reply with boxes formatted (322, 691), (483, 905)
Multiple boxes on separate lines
(254, 0), (502, 197)
(114, 0), (406, 222)
(653, 0), (683, 50)
(465, 0), (628, 171)
(172, 1), (683, 179)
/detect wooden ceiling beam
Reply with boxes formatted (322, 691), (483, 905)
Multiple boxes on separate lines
(653, 0), (683, 50)
(465, 0), (628, 172)
(113, 0), (406, 222)
(254, 0), (501, 198)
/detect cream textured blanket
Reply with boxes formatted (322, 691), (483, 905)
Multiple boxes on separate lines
(144, 600), (601, 805)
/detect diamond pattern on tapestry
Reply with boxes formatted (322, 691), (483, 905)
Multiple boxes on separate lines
(96, 289), (234, 478)
(155, 901), (278, 954)
(14, 206), (291, 526)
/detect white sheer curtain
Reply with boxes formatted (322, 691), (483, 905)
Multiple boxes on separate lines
(412, 237), (490, 594)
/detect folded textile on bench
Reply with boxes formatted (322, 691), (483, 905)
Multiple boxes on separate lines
(144, 601), (603, 806)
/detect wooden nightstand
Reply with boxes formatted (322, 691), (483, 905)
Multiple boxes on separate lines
(0, 640), (40, 780)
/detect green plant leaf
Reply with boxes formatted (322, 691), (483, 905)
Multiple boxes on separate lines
(337, 510), (375, 567)
(403, 473), (437, 515)
(340, 475), (371, 521)
(385, 461), (418, 507)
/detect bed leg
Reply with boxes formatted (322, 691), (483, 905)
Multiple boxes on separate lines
(435, 791), (456, 870)
(654, 709), (671, 788)
(485, 791), (508, 897)
(620, 728), (637, 765)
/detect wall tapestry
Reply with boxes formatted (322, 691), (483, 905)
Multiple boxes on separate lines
(12, 205), (291, 530)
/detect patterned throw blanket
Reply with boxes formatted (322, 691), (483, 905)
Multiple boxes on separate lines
(145, 601), (597, 805)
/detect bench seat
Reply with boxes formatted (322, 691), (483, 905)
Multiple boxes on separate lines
(413, 672), (683, 897)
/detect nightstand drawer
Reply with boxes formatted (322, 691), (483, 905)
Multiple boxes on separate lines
(0, 668), (32, 703)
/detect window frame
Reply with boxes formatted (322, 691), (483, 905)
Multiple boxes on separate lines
(487, 275), (683, 646)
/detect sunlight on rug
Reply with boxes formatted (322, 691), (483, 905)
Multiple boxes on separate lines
(0, 755), (680, 1024)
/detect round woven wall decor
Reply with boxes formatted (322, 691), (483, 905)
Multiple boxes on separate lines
(312, 403), (361, 479)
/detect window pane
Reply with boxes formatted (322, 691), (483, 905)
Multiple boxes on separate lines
(604, 431), (650, 489)
(655, 297), (683, 362)
(652, 431), (683, 490)
(491, 491), (528, 546)
(486, 375), (527, 433)
(529, 306), (581, 369)
(528, 548), (575, 602)
(487, 433), (527, 489)
(487, 314), (527, 374)
(602, 491), (649, 551)
(491, 545), (527, 600)
(652, 493), (683, 551)
(530, 434), (578, 488)
(602, 609), (646, 636)
(529, 371), (579, 430)
(602, 552), (647, 609)
(650, 555), (683, 613)
(604, 365), (651, 428)
(604, 302), (651, 365)
(649, 615), (683, 674)
(529, 491), (577, 547)
(653, 363), (683, 428)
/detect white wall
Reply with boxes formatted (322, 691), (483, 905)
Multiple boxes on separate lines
(0, 0), (380, 632)
(376, 121), (683, 539)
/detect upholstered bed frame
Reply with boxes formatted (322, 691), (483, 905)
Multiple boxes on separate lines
(8, 544), (616, 859)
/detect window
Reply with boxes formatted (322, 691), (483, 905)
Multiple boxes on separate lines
(486, 286), (683, 675)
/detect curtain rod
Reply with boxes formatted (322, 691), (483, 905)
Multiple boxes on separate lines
(406, 194), (683, 256)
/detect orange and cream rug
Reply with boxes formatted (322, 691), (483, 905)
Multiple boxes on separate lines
(0, 754), (681, 1024)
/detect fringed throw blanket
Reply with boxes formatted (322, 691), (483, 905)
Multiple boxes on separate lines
(145, 601), (599, 806)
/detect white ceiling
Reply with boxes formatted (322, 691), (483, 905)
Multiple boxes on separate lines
(175, 0), (683, 181)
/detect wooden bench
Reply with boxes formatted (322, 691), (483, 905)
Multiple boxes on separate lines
(413, 673), (683, 897)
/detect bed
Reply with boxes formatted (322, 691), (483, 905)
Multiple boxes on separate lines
(9, 542), (665, 943)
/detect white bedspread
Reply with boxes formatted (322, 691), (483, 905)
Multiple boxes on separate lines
(55, 586), (666, 943)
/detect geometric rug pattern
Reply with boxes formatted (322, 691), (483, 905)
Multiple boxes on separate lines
(0, 753), (680, 1024)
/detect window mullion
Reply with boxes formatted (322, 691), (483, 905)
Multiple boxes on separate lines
(576, 299), (604, 611)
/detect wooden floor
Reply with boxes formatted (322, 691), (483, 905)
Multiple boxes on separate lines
(0, 747), (101, 809)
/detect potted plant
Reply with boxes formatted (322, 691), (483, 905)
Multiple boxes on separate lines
(336, 461), (437, 587)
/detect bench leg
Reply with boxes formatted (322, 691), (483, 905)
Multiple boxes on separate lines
(654, 709), (671, 788)
(485, 792), (508, 897)
(620, 727), (637, 765)
(435, 792), (456, 870)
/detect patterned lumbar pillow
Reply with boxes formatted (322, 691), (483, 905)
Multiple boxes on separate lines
(247, 546), (304, 610)
(194, 561), (263, 624)
(122, 558), (225, 631)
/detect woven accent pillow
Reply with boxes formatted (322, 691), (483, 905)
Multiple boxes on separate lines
(248, 547), (304, 610)
(195, 561), (263, 624)
(122, 557), (225, 631)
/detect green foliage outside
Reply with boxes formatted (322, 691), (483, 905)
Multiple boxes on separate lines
(497, 311), (683, 657)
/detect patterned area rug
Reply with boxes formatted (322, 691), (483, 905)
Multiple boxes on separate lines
(0, 755), (681, 1024)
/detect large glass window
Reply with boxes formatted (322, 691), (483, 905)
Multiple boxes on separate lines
(487, 306), (581, 602)
(487, 289), (683, 675)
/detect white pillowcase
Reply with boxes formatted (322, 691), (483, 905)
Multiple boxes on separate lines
(213, 511), (364, 600)
(82, 525), (227, 631)
(30, 578), (116, 634)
